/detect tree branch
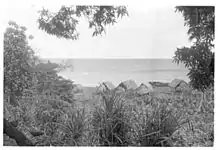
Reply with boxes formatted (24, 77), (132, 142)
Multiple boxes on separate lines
(4, 118), (35, 146)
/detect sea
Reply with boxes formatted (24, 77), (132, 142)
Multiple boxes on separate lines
(49, 59), (189, 87)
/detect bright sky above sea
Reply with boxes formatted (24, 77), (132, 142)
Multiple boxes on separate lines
(1, 0), (197, 59)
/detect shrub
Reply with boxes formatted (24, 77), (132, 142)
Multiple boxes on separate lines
(131, 97), (179, 146)
(60, 108), (87, 146)
(91, 91), (132, 146)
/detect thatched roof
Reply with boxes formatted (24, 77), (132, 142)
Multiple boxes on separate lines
(136, 83), (153, 95)
(117, 80), (138, 90)
(96, 81), (115, 93)
(169, 79), (187, 88)
(102, 81), (115, 90)
(176, 82), (189, 92)
(169, 79), (189, 92)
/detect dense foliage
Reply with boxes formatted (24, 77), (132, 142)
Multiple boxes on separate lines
(4, 21), (77, 145)
(173, 6), (215, 91)
(38, 6), (128, 40)
(4, 21), (37, 106)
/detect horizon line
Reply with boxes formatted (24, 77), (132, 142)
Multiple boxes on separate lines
(42, 58), (175, 60)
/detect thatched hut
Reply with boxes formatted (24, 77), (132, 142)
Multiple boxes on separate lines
(116, 80), (138, 91)
(169, 79), (189, 92)
(136, 83), (153, 95)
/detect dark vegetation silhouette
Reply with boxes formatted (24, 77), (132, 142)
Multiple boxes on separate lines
(38, 6), (128, 40)
(174, 6), (214, 91)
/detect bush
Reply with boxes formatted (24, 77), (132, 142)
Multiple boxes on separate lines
(131, 97), (179, 146)
(61, 108), (87, 146)
(91, 91), (132, 146)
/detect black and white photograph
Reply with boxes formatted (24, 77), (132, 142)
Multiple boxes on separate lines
(2, 0), (215, 147)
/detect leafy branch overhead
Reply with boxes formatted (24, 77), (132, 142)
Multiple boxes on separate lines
(175, 6), (214, 48)
(38, 6), (128, 40)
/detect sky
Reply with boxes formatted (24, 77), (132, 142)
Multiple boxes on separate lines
(2, 1), (193, 59)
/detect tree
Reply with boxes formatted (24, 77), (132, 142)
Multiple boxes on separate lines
(4, 20), (75, 105)
(4, 21), (37, 106)
(173, 6), (215, 91)
(37, 5), (128, 40)
(3, 21), (78, 146)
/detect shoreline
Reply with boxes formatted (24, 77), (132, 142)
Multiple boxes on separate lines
(70, 79), (186, 88)
(58, 72), (189, 88)
(79, 81), (170, 88)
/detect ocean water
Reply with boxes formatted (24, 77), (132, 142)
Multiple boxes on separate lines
(55, 59), (189, 87)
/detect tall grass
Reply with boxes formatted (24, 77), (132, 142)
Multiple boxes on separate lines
(91, 91), (132, 146)
(4, 87), (214, 146)
(60, 108), (87, 146)
(128, 96), (180, 146)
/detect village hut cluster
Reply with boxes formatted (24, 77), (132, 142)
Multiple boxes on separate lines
(95, 79), (189, 96)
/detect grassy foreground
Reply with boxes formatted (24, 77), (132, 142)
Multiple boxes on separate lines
(4, 85), (214, 146)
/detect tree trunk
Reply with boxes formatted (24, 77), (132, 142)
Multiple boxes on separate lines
(4, 118), (34, 146)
